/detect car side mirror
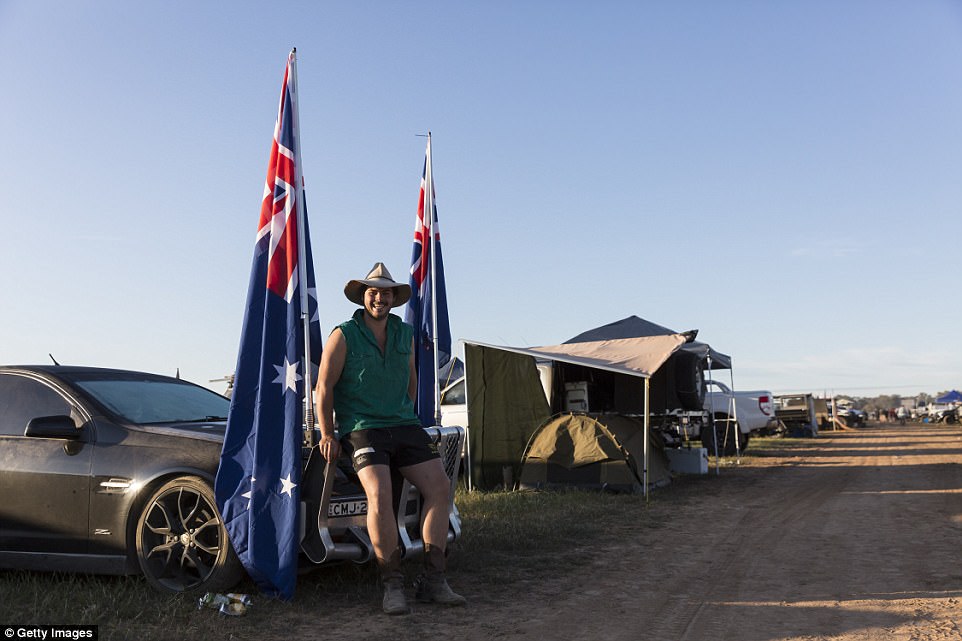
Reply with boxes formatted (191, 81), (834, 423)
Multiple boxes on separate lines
(25, 415), (81, 440)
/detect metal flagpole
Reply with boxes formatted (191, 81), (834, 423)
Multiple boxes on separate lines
(289, 48), (317, 447)
(426, 132), (442, 425)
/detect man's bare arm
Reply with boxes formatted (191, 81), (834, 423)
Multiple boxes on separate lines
(315, 328), (346, 462)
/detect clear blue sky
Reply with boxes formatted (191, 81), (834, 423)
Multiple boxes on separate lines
(1, 1), (960, 397)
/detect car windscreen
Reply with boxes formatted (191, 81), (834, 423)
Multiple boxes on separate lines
(73, 378), (230, 425)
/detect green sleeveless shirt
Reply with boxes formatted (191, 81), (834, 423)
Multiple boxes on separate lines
(333, 309), (421, 434)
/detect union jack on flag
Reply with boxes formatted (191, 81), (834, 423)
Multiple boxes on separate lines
(405, 135), (451, 426)
(215, 50), (322, 600)
(259, 59), (301, 302)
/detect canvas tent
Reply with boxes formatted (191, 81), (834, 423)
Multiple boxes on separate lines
(464, 332), (688, 492)
(519, 413), (672, 493)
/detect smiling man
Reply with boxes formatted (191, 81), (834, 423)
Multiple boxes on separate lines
(315, 262), (465, 615)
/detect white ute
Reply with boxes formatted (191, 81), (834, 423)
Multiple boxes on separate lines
(701, 379), (776, 454)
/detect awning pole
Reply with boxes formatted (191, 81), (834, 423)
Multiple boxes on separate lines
(707, 355), (719, 475)
(464, 425), (473, 492)
(644, 377), (650, 502)
(728, 361), (741, 462)
(463, 341), (474, 492)
(706, 356), (715, 474)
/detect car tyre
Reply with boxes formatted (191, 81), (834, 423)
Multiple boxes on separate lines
(674, 352), (706, 411)
(135, 476), (243, 593)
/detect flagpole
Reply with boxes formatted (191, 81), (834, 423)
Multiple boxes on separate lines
(289, 47), (316, 447)
(426, 132), (441, 425)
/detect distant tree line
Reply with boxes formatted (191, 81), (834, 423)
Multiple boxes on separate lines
(841, 392), (948, 413)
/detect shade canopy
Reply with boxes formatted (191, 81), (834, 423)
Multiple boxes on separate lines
(565, 315), (732, 369)
(466, 333), (688, 380)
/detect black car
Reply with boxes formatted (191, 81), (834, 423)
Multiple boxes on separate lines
(0, 365), (243, 593)
(0, 365), (465, 594)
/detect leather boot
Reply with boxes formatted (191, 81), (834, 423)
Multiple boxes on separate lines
(377, 548), (410, 615)
(414, 544), (466, 606)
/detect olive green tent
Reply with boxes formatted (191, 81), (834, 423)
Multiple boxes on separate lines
(519, 413), (671, 493)
(463, 334), (687, 492)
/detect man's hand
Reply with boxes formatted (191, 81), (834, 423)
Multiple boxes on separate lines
(320, 434), (341, 463)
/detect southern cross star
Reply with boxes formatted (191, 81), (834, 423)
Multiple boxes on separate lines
(242, 476), (255, 509)
(273, 357), (302, 393)
(280, 474), (297, 497)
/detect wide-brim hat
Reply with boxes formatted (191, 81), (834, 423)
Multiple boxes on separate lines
(344, 262), (411, 307)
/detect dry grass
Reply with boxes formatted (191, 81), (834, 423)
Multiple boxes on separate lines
(0, 485), (676, 640)
(0, 455), (759, 641)
(743, 434), (822, 455)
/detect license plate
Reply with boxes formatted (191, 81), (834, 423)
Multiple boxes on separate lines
(328, 499), (368, 518)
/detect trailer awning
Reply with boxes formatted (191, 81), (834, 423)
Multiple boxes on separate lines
(463, 333), (688, 379)
(564, 315), (732, 369)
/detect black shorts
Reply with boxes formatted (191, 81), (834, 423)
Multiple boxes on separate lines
(341, 425), (440, 472)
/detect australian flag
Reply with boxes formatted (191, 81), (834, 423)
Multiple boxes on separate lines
(405, 135), (452, 426)
(215, 50), (322, 600)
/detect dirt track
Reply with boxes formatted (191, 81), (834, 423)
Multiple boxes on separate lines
(293, 423), (962, 641)
(545, 423), (962, 641)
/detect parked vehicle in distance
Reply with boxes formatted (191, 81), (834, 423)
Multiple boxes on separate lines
(700, 380), (776, 455)
(930, 406), (958, 424)
(835, 406), (868, 427)
(774, 394), (830, 437)
(0, 365), (465, 594)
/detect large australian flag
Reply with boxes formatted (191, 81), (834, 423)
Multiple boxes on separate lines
(405, 135), (452, 426)
(215, 50), (321, 600)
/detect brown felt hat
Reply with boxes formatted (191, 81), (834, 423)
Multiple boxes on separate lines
(344, 262), (411, 307)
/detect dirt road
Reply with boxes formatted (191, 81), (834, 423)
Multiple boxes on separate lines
(541, 423), (962, 641)
(292, 423), (962, 641)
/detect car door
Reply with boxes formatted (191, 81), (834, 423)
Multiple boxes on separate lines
(0, 373), (92, 553)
